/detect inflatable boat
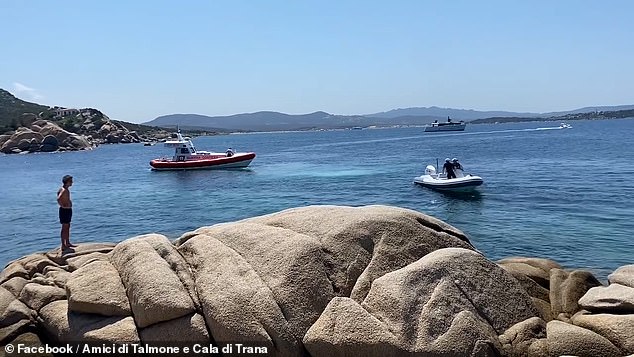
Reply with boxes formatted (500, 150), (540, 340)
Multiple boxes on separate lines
(414, 165), (483, 192)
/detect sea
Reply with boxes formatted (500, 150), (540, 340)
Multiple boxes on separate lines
(2, 118), (633, 280)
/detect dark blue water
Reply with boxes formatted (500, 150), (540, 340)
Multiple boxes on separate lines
(2, 119), (633, 279)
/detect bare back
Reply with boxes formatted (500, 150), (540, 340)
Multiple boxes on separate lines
(57, 187), (72, 208)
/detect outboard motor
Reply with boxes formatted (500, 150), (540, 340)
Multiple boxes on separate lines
(425, 165), (437, 175)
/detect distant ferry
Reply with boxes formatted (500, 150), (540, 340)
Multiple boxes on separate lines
(424, 117), (466, 132)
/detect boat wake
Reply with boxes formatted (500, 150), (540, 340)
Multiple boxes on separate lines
(476, 126), (565, 134)
(278, 125), (568, 152)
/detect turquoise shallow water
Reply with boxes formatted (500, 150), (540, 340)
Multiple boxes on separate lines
(1, 118), (633, 279)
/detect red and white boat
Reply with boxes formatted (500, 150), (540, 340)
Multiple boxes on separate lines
(149, 131), (255, 171)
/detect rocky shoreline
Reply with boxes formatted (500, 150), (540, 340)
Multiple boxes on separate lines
(0, 109), (170, 154)
(1, 205), (633, 356)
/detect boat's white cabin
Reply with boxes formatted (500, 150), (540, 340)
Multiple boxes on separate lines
(163, 131), (200, 160)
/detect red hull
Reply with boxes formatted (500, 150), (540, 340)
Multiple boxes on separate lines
(150, 153), (255, 170)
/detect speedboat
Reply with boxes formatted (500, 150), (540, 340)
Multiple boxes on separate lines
(149, 130), (255, 171)
(559, 122), (572, 129)
(414, 165), (483, 192)
(424, 117), (466, 132)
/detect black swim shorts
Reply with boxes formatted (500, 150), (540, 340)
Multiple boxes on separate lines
(59, 207), (72, 224)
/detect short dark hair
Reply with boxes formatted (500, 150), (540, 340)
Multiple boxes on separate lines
(62, 175), (73, 184)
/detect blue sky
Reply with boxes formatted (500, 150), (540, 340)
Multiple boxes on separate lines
(1, 0), (633, 123)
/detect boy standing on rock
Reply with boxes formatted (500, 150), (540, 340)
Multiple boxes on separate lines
(57, 175), (77, 250)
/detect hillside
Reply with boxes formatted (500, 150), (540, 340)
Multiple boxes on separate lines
(470, 108), (634, 124)
(144, 104), (634, 132)
(144, 111), (447, 131)
(541, 105), (634, 117)
(365, 105), (634, 120)
(0, 89), (170, 137)
(0, 89), (50, 131)
(146, 111), (370, 131)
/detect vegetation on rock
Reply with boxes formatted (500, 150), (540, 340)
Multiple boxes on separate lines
(470, 109), (634, 124)
(0, 88), (169, 140)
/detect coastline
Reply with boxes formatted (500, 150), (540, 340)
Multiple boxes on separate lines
(1, 205), (632, 356)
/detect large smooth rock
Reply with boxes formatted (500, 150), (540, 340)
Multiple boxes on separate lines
(499, 317), (546, 357)
(66, 252), (109, 271)
(0, 129), (44, 153)
(216, 205), (476, 302)
(302, 297), (403, 357)
(179, 223), (327, 357)
(42, 268), (71, 288)
(531, 298), (553, 322)
(41, 135), (59, 147)
(19, 113), (38, 127)
(498, 261), (550, 289)
(0, 261), (29, 284)
(132, 234), (200, 309)
(304, 248), (539, 356)
(608, 264), (634, 288)
(500, 266), (550, 302)
(5, 204), (633, 354)
(39, 300), (139, 343)
(497, 257), (562, 272)
(32, 119), (48, 127)
(45, 242), (116, 266)
(61, 134), (91, 150)
(1, 277), (29, 297)
(38, 122), (71, 143)
(139, 313), (209, 343)
(17, 283), (66, 311)
(572, 310), (634, 355)
(0, 134), (11, 148)
(1, 287), (34, 328)
(16, 138), (30, 151)
(578, 283), (634, 313)
(545, 320), (620, 357)
(0, 319), (32, 345)
(549, 269), (602, 319)
(40, 135), (59, 152)
(18, 253), (58, 276)
(110, 237), (195, 328)
(2, 332), (46, 352)
(66, 260), (131, 316)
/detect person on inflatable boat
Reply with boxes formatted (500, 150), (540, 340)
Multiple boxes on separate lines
(442, 158), (456, 179)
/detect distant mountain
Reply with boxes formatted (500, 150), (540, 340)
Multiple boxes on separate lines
(365, 106), (539, 120)
(145, 111), (375, 131)
(367, 105), (634, 121)
(470, 107), (634, 124)
(541, 105), (634, 117)
(144, 111), (470, 131)
(143, 103), (634, 132)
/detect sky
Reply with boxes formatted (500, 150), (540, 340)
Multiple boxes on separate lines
(1, 0), (633, 123)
